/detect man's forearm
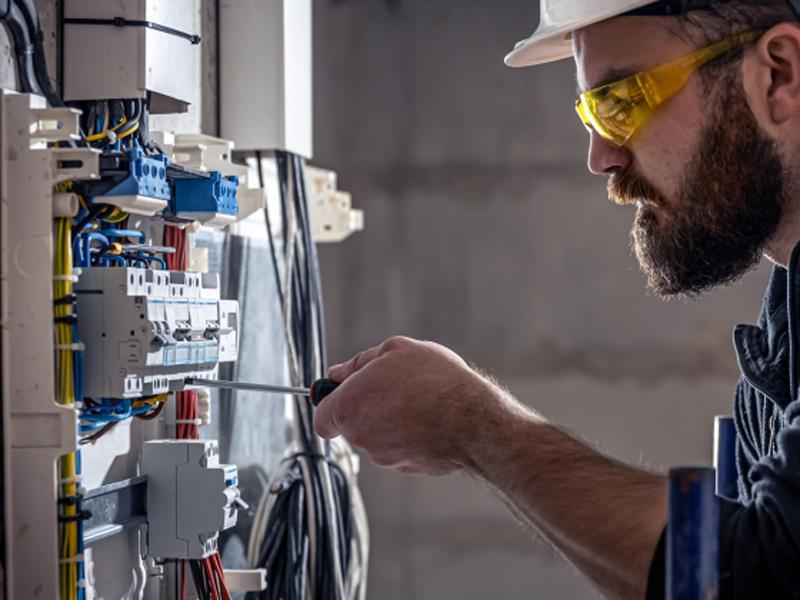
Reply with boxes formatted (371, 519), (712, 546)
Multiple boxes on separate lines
(462, 387), (667, 600)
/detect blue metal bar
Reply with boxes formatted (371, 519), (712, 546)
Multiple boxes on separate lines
(667, 467), (719, 600)
(714, 416), (739, 501)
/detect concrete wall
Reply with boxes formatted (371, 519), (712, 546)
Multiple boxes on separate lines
(312, 1), (771, 598)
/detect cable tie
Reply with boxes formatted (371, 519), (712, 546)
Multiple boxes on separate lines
(58, 554), (85, 564)
(53, 294), (77, 306)
(57, 509), (92, 523)
(173, 418), (202, 425)
(59, 474), (83, 485)
(57, 494), (83, 506)
(56, 342), (85, 351)
(53, 274), (79, 283)
(54, 315), (78, 325)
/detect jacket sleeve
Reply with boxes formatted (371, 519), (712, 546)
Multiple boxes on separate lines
(646, 401), (800, 600)
(718, 398), (800, 599)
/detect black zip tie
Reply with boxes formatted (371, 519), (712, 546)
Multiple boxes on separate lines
(54, 315), (78, 325)
(54, 294), (77, 306)
(58, 509), (92, 523)
(63, 17), (201, 44)
(57, 494), (82, 506)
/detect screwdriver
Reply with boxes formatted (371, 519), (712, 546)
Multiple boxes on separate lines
(183, 377), (340, 407)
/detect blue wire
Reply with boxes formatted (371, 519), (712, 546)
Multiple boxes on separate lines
(137, 253), (167, 270)
(76, 232), (110, 268)
(99, 229), (145, 242)
(100, 255), (126, 268)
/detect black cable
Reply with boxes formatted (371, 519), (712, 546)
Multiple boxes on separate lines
(3, 3), (40, 94)
(11, 0), (64, 106)
(72, 204), (113, 237)
(256, 152), (354, 600)
(189, 559), (211, 600)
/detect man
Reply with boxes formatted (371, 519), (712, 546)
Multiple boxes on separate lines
(314, 1), (800, 597)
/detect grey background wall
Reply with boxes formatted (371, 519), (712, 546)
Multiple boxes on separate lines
(312, 1), (771, 598)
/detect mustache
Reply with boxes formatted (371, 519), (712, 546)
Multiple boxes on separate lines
(608, 169), (665, 206)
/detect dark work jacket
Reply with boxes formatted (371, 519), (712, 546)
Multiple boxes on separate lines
(646, 266), (800, 599)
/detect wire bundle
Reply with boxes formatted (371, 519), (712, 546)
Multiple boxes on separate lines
(54, 216), (87, 600)
(1, 0), (63, 106)
(246, 152), (368, 600)
(81, 99), (147, 150)
(79, 395), (168, 444)
(181, 553), (231, 600)
(166, 224), (201, 441)
(165, 223), (234, 599)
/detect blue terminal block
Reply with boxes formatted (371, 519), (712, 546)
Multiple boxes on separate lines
(171, 172), (240, 228)
(99, 147), (171, 215)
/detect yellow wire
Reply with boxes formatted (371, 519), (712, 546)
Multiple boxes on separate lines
(102, 207), (129, 223)
(117, 121), (140, 140)
(54, 217), (79, 600)
(84, 117), (128, 142)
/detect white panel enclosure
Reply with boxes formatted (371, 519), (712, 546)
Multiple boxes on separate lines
(62, 0), (201, 113)
(219, 0), (312, 157)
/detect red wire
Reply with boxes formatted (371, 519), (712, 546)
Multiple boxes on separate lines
(212, 553), (231, 600)
(203, 558), (220, 600)
(179, 560), (186, 600)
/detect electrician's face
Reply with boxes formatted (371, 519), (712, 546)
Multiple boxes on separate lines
(573, 17), (785, 297)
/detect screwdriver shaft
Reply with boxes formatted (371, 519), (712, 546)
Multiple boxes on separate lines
(185, 377), (308, 396)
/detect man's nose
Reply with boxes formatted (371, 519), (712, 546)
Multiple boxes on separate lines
(586, 131), (632, 175)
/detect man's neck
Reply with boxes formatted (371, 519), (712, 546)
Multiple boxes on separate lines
(766, 205), (800, 268)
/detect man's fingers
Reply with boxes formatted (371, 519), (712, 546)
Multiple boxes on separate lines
(329, 344), (382, 381)
(313, 390), (344, 438)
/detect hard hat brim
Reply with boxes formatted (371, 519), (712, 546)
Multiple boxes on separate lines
(504, 1), (655, 67)
(504, 24), (575, 67)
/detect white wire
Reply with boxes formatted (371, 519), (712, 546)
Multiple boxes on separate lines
(330, 438), (370, 600)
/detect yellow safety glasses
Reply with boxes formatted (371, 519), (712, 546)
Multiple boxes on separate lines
(575, 30), (763, 147)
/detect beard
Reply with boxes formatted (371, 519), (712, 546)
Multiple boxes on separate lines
(607, 72), (786, 298)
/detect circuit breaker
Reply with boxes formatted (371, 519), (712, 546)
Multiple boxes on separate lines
(142, 440), (244, 559)
(75, 267), (239, 398)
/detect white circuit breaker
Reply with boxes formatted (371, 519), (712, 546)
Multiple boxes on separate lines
(75, 267), (239, 398)
(142, 440), (244, 559)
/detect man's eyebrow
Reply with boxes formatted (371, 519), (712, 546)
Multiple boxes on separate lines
(575, 67), (641, 95)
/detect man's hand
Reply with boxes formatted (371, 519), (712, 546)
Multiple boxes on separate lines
(314, 335), (507, 475)
(315, 335), (667, 600)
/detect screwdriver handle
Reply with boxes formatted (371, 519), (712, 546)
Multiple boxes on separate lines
(309, 378), (340, 406)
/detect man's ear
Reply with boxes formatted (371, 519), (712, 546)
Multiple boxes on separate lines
(748, 23), (800, 125)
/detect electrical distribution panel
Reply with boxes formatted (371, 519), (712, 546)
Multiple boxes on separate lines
(0, 1), (366, 598)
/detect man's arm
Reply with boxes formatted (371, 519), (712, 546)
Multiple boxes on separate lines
(313, 336), (667, 600)
(465, 400), (666, 599)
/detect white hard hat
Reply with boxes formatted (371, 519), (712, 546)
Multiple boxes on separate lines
(504, 0), (681, 68)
